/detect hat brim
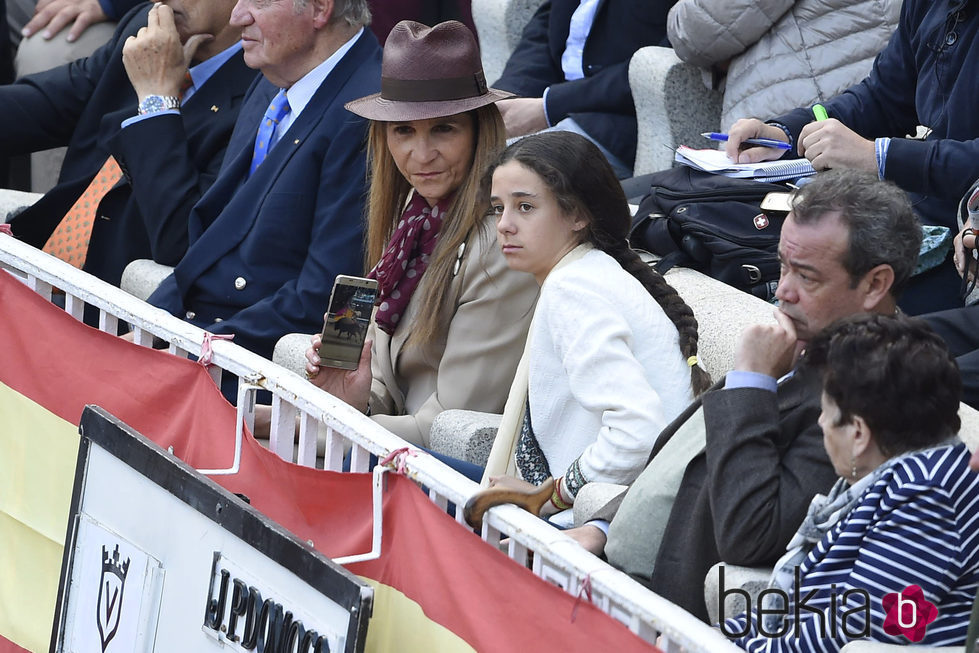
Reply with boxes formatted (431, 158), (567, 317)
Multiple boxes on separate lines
(345, 88), (514, 122)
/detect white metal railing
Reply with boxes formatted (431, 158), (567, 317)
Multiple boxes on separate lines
(0, 232), (740, 652)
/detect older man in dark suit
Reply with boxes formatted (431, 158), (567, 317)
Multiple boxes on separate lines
(5, 0), (254, 288)
(146, 0), (380, 363)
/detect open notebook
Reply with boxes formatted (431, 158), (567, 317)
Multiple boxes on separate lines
(675, 146), (816, 183)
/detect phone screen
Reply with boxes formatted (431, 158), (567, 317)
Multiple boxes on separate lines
(317, 275), (379, 370)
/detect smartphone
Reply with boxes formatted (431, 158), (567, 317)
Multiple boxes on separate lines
(317, 275), (378, 370)
(759, 191), (793, 215)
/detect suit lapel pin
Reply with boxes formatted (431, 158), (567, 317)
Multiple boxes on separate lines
(211, 105), (219, 112)
(294, 139), (300, 145)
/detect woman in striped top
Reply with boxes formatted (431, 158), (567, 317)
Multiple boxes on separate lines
(724, 314), (979, 651)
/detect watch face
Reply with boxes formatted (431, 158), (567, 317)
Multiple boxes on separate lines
(138, 95), (180, 115)
(140, 96), (166, 114)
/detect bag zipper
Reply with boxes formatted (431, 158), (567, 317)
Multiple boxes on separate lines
(654, 185), (784, 202)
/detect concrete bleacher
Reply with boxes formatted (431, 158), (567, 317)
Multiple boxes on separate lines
(0, 189), (42, 222)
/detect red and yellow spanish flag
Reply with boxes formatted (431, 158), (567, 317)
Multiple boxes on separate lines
(0, 270), (656, 652)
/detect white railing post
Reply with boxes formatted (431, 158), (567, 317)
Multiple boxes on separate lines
(0, 234), (743, 651)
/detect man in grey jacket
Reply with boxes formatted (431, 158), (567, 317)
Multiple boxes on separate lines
(666, 0), (899, 131)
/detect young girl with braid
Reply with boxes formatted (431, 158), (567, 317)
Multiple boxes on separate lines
(480, 131), (711, 526)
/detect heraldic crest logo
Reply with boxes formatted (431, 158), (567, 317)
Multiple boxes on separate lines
(96, 544), (131, 652)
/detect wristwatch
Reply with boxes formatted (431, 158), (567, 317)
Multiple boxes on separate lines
(137, 95), (181, 115)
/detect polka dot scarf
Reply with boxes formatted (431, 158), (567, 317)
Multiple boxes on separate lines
(369, 192), (449, 335)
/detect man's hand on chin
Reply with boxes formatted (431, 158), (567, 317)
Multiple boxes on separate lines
(122, 4), (212, 101)
(733, 309), (803, 379)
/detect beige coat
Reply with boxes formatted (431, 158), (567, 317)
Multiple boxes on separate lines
(667, 0), (900, 130)
(369, 218), (539, 447)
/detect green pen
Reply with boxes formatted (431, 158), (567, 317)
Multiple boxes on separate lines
(812, 104), (829, 121)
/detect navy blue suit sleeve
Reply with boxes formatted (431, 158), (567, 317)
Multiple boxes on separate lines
(0, 3), (147, 154)
(493, 0), (666, 124)
(149, 272), (181, 315)
(544, 59), (635, 122)
(107, 114), (216, 265)
(101, 0), (146, 20)
(0, 33), (112, 153)
(105, 52), (254, 266)
(493, 1), (560, 95)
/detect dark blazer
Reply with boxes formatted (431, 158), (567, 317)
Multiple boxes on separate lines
(103, 0), (144, 19)
(598, 369), (837, 622)
(771, 0), (979, 313)
(924, 303), (979, 411)
(492, 0), (675, 168)
(148, 29), (382, 362)
(6, 3), (257, 287)
(0, 0), (11, 85)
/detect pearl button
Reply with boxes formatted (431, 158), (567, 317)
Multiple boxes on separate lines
(234, 276), (247, 290)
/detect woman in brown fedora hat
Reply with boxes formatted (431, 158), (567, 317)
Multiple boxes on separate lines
(302, 20), (538, 450)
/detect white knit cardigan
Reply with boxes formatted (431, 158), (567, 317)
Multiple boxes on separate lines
(527, 248), (694, 490)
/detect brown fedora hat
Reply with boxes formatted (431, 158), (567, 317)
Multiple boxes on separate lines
(345, 20), (512, 121)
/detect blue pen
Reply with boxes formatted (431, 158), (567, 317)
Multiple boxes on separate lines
(702, 132), (791, 150)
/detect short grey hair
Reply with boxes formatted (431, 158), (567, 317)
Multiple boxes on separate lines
(291, 0), (370, 27)
(790, 169), (921, 298)
(336, 0), (371, 27)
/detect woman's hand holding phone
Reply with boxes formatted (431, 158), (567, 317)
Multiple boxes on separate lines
(305, 332), (373, 413)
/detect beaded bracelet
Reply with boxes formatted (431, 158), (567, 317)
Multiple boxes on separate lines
(550, 477), (572, 510)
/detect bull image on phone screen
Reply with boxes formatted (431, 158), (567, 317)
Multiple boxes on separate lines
(317, 275), (378, 370)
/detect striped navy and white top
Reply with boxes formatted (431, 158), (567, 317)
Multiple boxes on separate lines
(724, 442), (979, 651)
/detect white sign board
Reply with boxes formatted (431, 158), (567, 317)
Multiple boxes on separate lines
(51, 407), (372, 653)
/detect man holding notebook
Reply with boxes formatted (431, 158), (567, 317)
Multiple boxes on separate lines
(724, 0), (979, 315)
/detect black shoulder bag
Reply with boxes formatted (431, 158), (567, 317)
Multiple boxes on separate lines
(630, 166), (791, 300)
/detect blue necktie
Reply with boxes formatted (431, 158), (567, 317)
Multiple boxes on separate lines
(249, 89), (291, 177)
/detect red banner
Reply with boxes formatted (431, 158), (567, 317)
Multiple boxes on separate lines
(0, 270), (656, 652)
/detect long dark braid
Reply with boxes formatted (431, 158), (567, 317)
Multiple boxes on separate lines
(488, 131), (712, 395)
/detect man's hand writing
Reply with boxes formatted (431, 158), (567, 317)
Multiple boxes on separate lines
(724, 118), (790, 164)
